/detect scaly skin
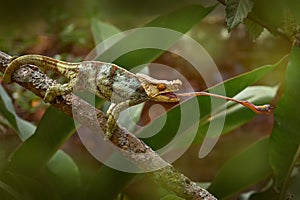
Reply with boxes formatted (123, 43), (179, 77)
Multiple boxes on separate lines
(3, 55), (182, 139)
(3, 55), (272, 138)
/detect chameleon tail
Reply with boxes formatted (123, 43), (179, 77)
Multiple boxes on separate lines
(3, 54), (80, 83)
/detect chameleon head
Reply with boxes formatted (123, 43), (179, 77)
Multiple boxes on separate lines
(136, 73), (182, 102)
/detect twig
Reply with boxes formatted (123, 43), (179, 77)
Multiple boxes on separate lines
(0, 51), (216, 200)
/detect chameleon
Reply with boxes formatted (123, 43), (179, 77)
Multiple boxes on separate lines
(2, 55), (182, 139)
(2, 55), (272, 139)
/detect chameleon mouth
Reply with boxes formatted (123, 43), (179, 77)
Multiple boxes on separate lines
(152, 92), (179, 102)
(162, 92), (178, 99)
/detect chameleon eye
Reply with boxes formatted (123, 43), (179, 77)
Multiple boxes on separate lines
(157, 83), (166, 91)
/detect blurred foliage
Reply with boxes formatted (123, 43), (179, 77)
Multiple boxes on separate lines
(0, 0), (212, 52)
(0, 0), (300, 199)
(268, 45), (300, 200)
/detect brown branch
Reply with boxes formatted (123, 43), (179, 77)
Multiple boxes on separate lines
(0, 51), (216, 200)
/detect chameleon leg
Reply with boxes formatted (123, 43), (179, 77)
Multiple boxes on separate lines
(44, 77), (77, 102)
(106, 101), (131, 139)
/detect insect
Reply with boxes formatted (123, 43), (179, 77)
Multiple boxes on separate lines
(2, 55), (272, 139)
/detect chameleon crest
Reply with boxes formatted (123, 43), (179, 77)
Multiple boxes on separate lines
(136, 73), (182, 102)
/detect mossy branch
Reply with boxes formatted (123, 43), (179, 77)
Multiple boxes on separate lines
(0, 51), (216, 200)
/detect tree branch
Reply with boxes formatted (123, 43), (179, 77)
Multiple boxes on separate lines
(0, 51), (216, 200)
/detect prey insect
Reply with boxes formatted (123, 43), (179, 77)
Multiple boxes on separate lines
(2, 55), (272, 139)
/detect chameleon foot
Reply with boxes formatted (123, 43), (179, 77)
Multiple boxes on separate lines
(44, 86), (61, 102)
(105, 114), (117, 140)
(44, 82), (75, 102)
(44, 85), (63, 102)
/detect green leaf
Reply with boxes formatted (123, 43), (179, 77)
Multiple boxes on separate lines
(269, 45), (300, 199)
(145, 4), (216, 32)
(160, 194), (185, 200)
(87, 4), (216, 198)
(287, 0), (300, 26)
(4, 106), (78, 198)
(90, 18), (122, 46)
(1, 172), (60, 200)
(0, 179), (23, 200)
(208, 137), (272, 199)
(7, 106), (75, 176)
(119, 103), (145, 132)
(251, 0), (285, 30)
(206, 54), (286, 100)
(0, 85), (35, 141)
(86, 166), (135, 200)
(198, 85), (277, 139)
(226, 0), (254, 31)
(46, 150), (81, 198)
(140, 56), (287, 148)
(244, 18), (264, 40)
(287, 166), (300, 199)
(94, 4), (216, 69)
(249, 186), (278, 200)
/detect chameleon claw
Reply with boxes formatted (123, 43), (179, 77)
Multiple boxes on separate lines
(104, 128), (115, 140)
(105, 114), (117, 140)
(44, 84), (73, 102)
(44, 87), (57, 102)
(104, 132), (113, 141)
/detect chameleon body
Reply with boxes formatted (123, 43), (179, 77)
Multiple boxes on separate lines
(3, 55), (182, 138)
